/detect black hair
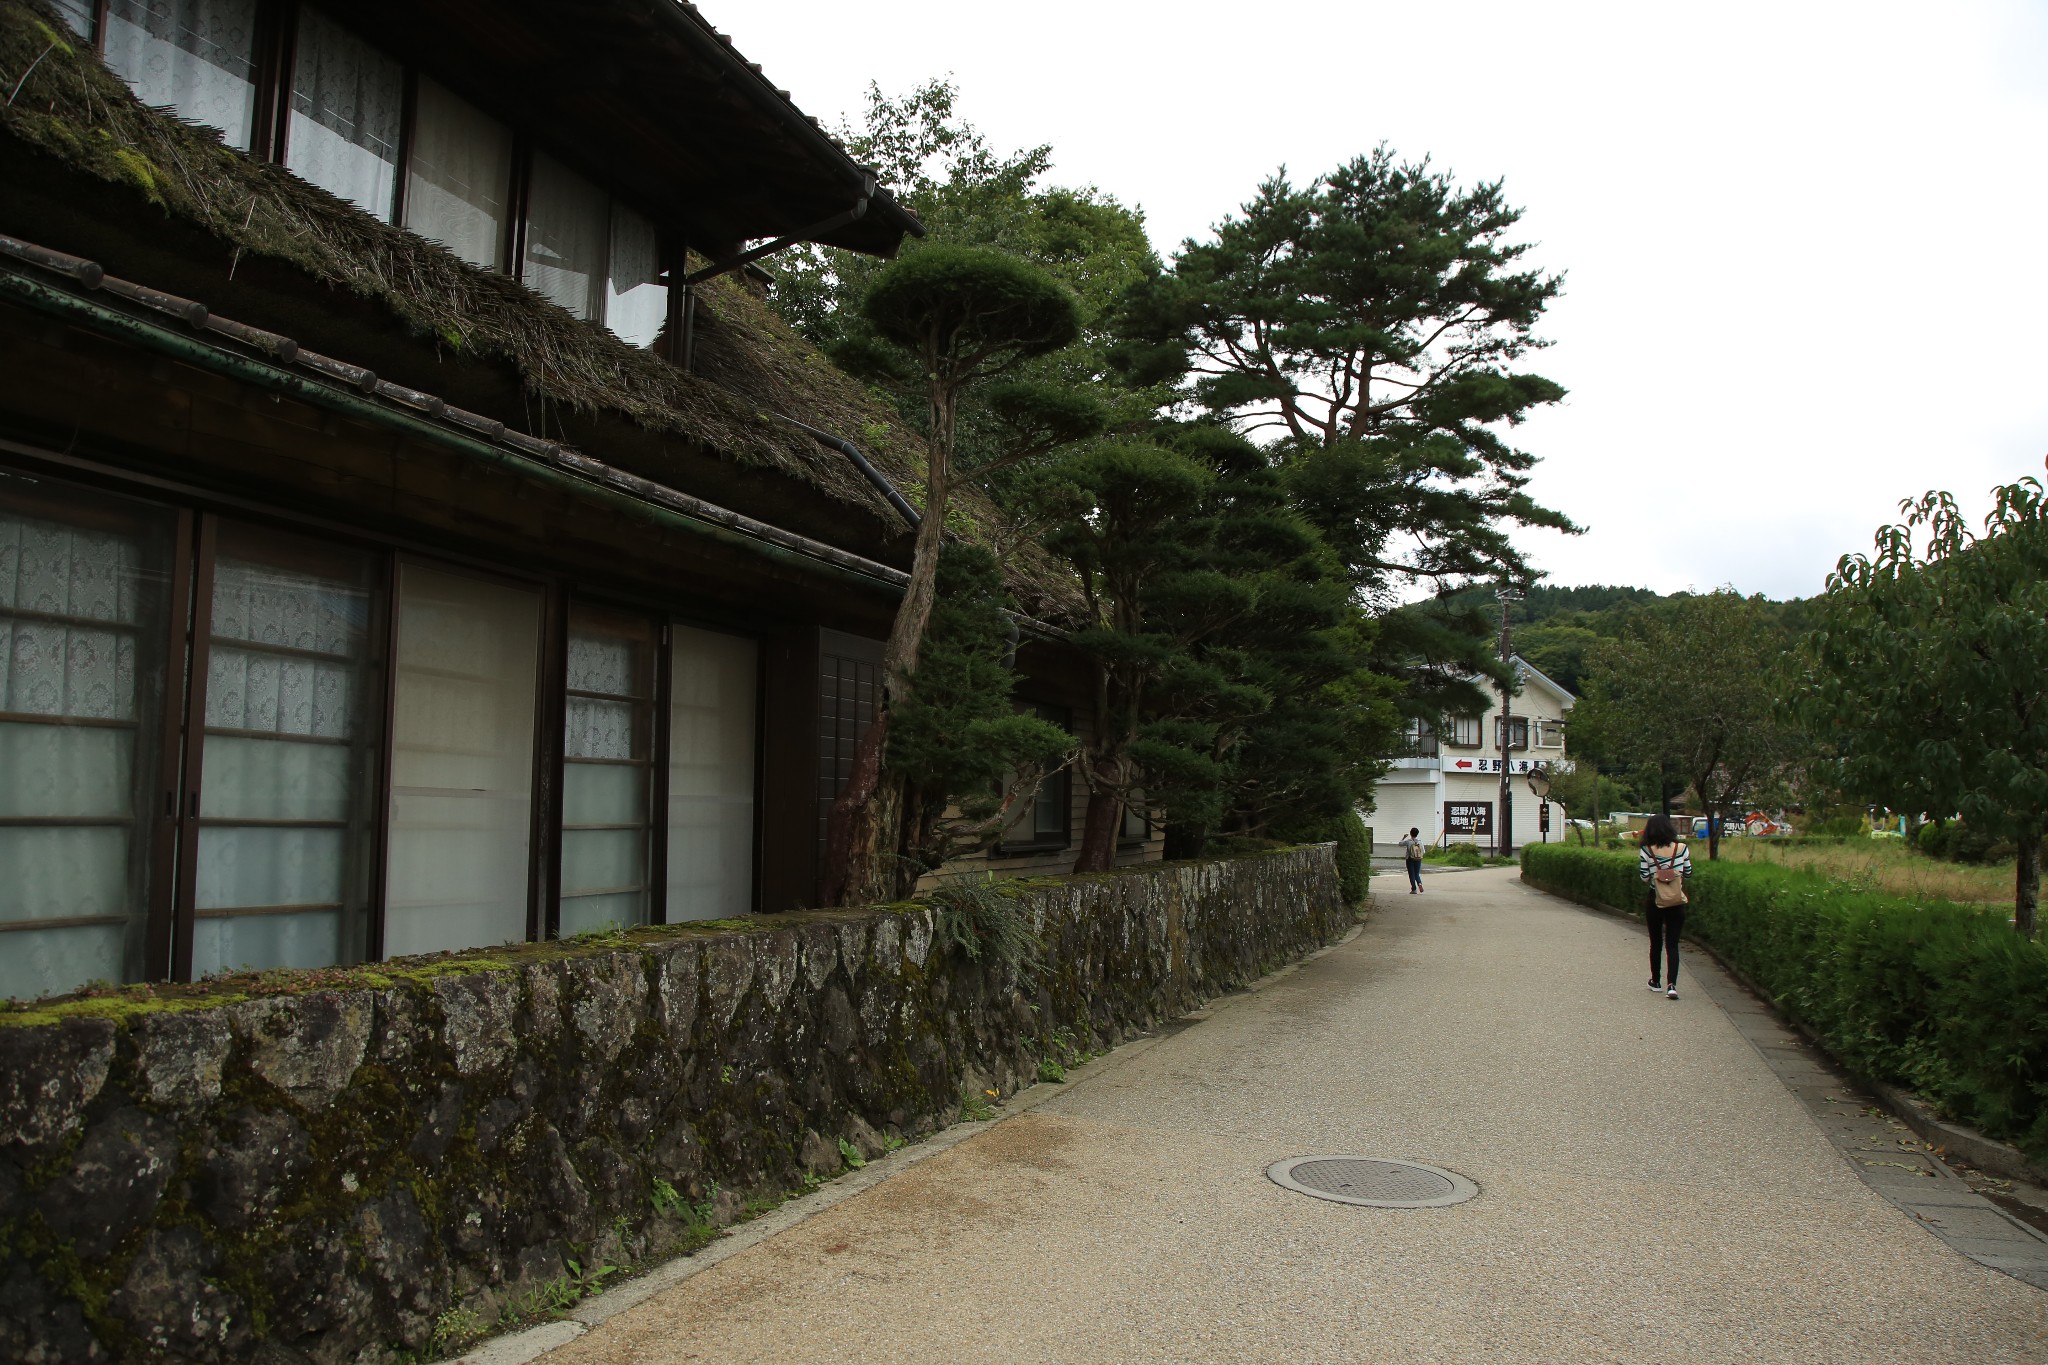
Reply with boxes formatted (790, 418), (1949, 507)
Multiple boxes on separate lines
(1642, 813), (1680, 846)
(1408, 827), (1419, 837)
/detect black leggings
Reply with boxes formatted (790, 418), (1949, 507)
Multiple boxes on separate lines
(1647, 903), (1685, 985)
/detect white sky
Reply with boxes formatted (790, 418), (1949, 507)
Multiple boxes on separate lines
(720, 1), (2048, 601)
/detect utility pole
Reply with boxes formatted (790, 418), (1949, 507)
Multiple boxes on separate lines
(1496, 585), (1522, 858)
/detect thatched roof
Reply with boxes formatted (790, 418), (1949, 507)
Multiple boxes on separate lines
(0, 0), (1082, 618)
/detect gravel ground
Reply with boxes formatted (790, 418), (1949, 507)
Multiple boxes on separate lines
(542, 867), (2048, 1364)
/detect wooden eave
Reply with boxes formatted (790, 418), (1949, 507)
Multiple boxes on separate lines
(331, 0), (922, 255)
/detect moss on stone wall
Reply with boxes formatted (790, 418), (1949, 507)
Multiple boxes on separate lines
(0, 847), (1345, 1362)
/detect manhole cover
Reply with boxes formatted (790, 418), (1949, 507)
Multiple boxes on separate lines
(1267, 1156), (1478, 1208)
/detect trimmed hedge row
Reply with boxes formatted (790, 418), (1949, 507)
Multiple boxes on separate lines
(1521, 844), (2048, 1158)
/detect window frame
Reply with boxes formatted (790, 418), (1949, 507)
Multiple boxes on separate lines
(1446, 716), (1483, 748)
(176, 516), (393, 980)
(1118, 792), (1150, 849)
(0, 444), (774, 996)
(1402, 717), (1438, 758)
(89, 0), (674, 345)
(1494, 716), (1530, 751)
(994, 701), (1072, 855)
(548, 597), (667, 938)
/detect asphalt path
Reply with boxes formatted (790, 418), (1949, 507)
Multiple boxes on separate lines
(536, 867), (2048, 1364)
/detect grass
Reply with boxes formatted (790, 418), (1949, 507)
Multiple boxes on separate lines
(1705, 838), (2019, 907)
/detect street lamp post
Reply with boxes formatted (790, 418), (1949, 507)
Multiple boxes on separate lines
(1495, 586), (1522, 858)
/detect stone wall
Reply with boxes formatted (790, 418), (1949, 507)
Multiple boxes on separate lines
(0, 847), (1347, 1363)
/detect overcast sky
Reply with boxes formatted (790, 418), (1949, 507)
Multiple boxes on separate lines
(720, 1), (2048, 601)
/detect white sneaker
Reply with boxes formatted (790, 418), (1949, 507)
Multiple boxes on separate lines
(1647, 979), (1662, 991)
(1666, 986), (1679, 1000)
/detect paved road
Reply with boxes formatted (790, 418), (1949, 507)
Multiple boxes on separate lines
(544, 868), (2048, 1363)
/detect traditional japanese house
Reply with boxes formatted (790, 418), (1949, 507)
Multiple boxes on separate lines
(0, 0), (1160, 1002)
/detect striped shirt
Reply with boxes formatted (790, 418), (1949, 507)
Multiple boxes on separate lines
(1639, 842), (1693, 883)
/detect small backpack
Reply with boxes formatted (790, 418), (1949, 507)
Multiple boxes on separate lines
(1650, 843), (1688, 908)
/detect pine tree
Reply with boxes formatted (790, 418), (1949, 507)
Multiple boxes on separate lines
(821, 246), (1083, 906)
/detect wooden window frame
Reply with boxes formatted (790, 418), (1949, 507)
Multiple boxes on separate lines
(550, 594), (662, 937)
(0, 427), (777, 988)
(87, 0), (672, 339)
(0, 447), (567, 987)
(1118, 794), (1150, 850)
(997, 700), (1072, 855)
(172, 515), (392, 978)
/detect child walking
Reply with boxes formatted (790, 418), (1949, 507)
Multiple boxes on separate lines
(1638, 813), (1692, 999)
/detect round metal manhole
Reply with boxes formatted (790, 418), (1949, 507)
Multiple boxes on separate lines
(1267, 1156), (1478, 1209)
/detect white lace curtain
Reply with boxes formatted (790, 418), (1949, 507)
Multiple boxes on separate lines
(525, 151), (609, 321)
(560, 615), (655, 935)
(606, 206), (668, 349)
(285, 8), (404, 221)
(103, 0), (259, 150)
(404, 77), (513, 271)
(189, 527), (380, 978)
(0, 500), (170, 1002)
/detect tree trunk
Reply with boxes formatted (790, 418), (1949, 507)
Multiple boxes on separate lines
(823, 718), (896, 908)
(820, 381), (954, 906)
(1073, 746), (1127, 873)
(1074, 783), (1123, 873)
(1706, 785), (1721, 862)
(2016, 819), (2041, 939)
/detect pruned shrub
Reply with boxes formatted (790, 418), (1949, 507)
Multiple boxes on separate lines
(1522, 844), (2048, 1158)
(1331, 811), (1371, 904)
(1425, 843), (1482, 868)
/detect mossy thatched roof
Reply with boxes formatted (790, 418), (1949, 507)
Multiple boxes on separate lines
(0, 0), (1081, 618)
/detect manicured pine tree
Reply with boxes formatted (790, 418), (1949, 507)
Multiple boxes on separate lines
(822, 246), (1095, 905)
(1021, 442), (1227, 871)
(886, 545), (1073, 886)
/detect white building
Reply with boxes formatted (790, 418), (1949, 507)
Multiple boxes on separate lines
(1368, 656), (1575, 854)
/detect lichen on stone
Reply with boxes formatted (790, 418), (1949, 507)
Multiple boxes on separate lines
(0, 848), (1348, 1360)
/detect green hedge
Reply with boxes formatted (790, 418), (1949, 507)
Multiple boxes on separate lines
(1521, 844), (2048, 1158)
(1333, 811), (1371, 905)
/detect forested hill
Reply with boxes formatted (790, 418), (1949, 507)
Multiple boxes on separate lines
(1426, 584), (1815, 697)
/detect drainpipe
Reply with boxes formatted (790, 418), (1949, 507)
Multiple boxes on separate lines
(678, 185), (873, 373)
(772, 413), (919, 531)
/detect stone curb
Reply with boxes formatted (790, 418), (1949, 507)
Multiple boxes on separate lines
(1874, 1087), (2048, 1187)
(449, 916), (1370, 1364)
(1518, 871), (2048, 1187)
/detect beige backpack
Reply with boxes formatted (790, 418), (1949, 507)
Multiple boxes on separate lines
(1649, 843), (1689, 908)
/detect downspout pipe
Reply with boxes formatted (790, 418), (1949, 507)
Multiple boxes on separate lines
(773, 413), (920, 531)
(678, 188), (872, 373)
(0, 266), (910, 598)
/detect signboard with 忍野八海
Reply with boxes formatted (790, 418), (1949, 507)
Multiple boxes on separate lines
(1444, 801), (1493, 836)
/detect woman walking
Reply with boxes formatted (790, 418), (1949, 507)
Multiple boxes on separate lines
(1399, 827), (1426, 894)
(1638, 814), (1692, 999)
